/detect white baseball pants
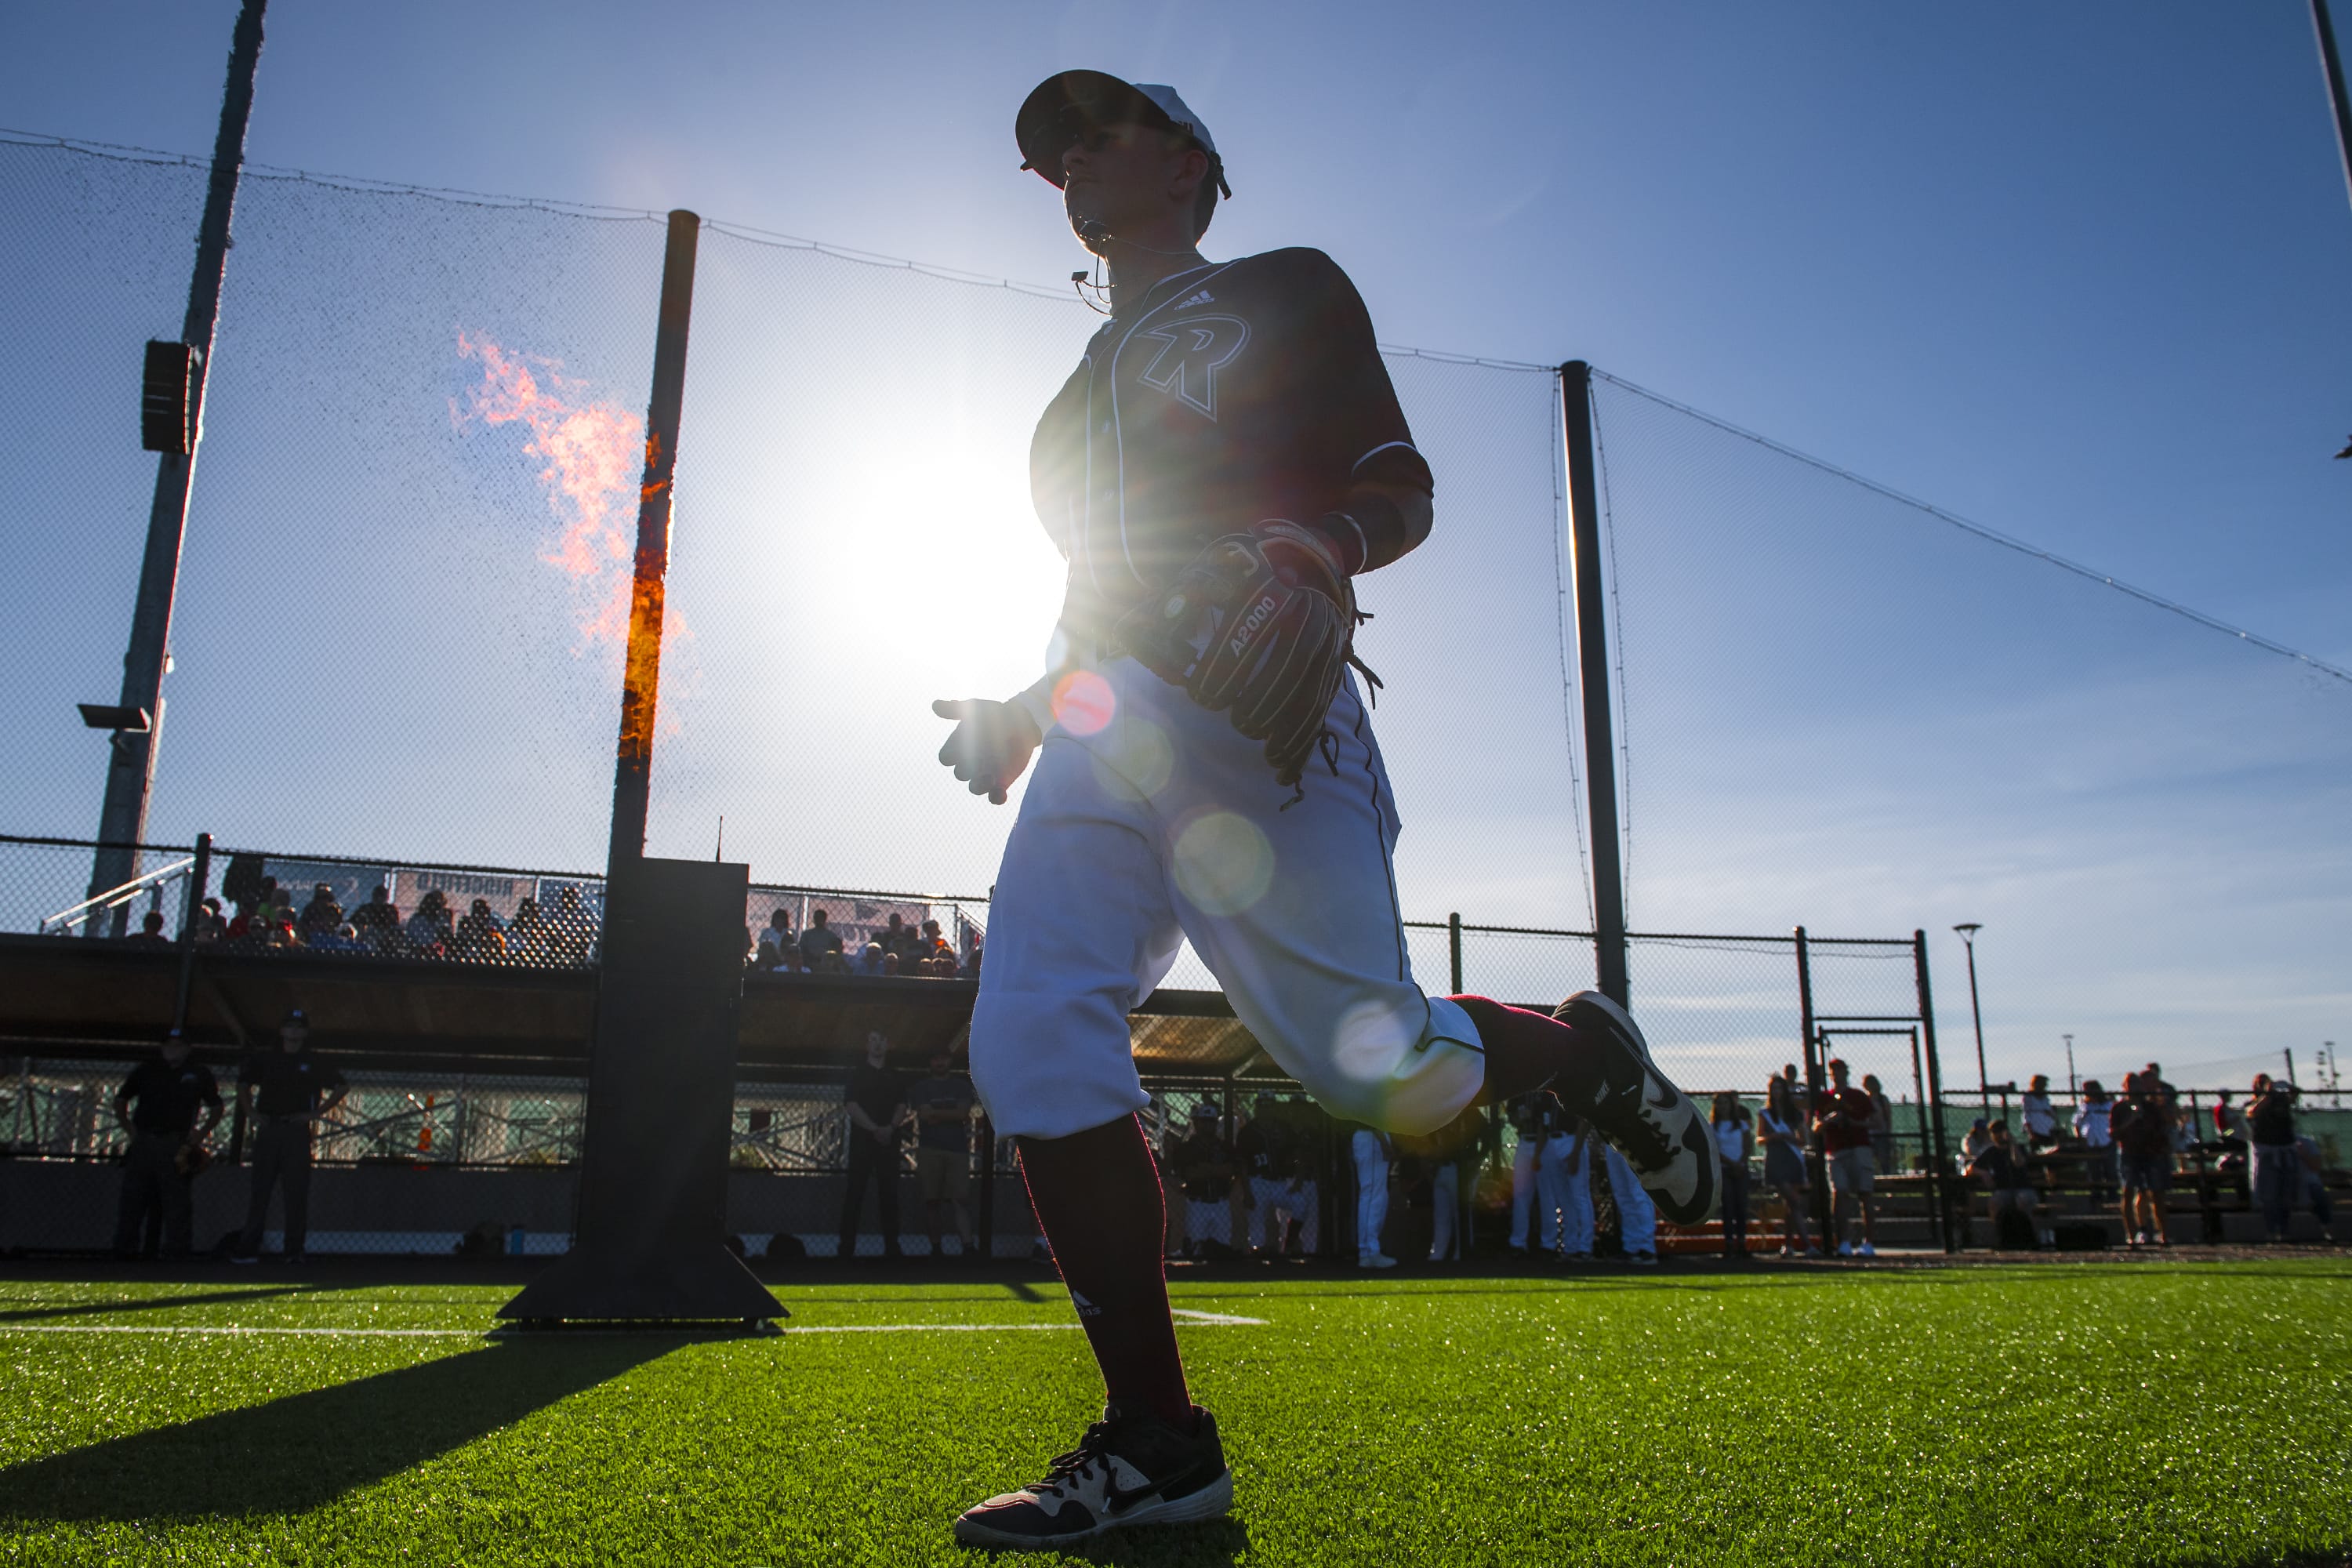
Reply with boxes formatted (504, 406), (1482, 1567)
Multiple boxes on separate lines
(970, 657), (1484, 1141)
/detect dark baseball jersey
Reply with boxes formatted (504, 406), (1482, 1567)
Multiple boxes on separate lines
(1030, 249), (1432, 643)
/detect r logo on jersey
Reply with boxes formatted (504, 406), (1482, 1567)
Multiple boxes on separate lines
(1135, 314), (1250, 420)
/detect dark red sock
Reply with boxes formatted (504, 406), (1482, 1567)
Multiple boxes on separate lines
(1450, 993), (1604, 1105)
(1018, 1115), (1192, 1428)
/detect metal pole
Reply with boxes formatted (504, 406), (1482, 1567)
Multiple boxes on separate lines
(2063, 1033), (2076, 1099)
(86, 0), (267, 935)
(2284, 1046), (2297, 1087)
(1558, 361), (1628, 1006)
(1447, 913), (1463, 995)
(605, 210), (701, 878)
(1958, 930), (1989, 1100)
(1912, 931), (1958, 1254)
(1795, 928), (1831, 1243)
(2314, 0), (2352, 209)
(171, 832), (212, 1034)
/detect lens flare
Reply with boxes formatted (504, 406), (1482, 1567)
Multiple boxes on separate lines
(1053, 670), (1116, 735)
(1171, 810), (1275, 916)
(1089, 716), (1174, 801)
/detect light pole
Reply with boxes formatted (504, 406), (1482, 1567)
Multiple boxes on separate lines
(2063, 1033), (2076, 1099)
(1953, 924), (1987, 1102)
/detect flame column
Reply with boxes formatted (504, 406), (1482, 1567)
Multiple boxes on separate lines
(606, 209), (700, 877)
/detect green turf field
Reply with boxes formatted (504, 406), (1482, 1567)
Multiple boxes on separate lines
(0, 1261), (2345, 1566)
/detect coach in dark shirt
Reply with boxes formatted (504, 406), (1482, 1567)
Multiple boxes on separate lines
(112, 1029), (223, 1258)
(234, 1009), (348, 1263)
(837, 1030), (908, 1260)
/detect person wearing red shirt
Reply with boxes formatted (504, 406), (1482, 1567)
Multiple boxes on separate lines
(1812, 1058), (1880, 1258)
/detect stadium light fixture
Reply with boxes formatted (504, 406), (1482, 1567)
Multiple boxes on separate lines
(1952, 924), (1987, 1103)
(77, 704), (151, 733)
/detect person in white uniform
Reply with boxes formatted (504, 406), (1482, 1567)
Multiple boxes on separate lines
(938, 69), (1716, 1552)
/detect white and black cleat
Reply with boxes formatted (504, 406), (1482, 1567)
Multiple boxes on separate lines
(953, 1402), (1232, 1552)
(1554, 991), (1719, 1225)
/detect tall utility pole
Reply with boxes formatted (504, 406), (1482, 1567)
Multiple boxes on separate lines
(2314, 0), (2352, 207)
(1559, 361), (1628, 1006)
(1953, 923), (1987, 1101)
(83, 0), (267, 933)
(2063, 1033), (2076, 1098)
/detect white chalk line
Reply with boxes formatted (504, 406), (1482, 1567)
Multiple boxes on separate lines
(0, 1308), (1268, 1338)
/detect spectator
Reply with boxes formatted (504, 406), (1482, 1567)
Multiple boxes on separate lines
(879, 912), (911, 960)
(2246, 1076), (2300, 1244)
(1812, 1057), (1879, 1258)
(2074, 1080), (2117, 1206)
(2111, 1073), (2173, 1248)
(1712, 1093), (1755, 1260)
(263, 911), (305, 951)
(191, 897), (228, 944)
(836, 1031), (906, 1261)
(881, 951), (902, 977)
(800, 908), (845, 971)
(1419, 1106), (1489, 1264)
(1774, 1062), (1809, 1127)
(1533, 1095), (1586, 1261)
(1238, 1094), (1316, 1259)
(296, 884), (343, 939)
(1862, 1072), (1897, 1171)
(405, 889), (453, 956)
(1965, 1119), (2038, 1245)
(1759, 1076), (1814, 1256)
(756, 909), (793, 970)
(549, 885), (597, 964)
(234, 1009), (347, 1263)
(960, 939), (983, 982)
(855, 942), (885, 977)
(2212, 1088), (2250, 1152)
(111, 1028), (223, 1258)
(2019, 1074), (2061, 1152)
(453, 898), (509, 963)
(2141, 1062), (2179, 1114)
(349, 885), (400, 942)
(1504, 1091), (1546, 1256)
(507, 898), (554, 964)
(1167, 1101), (1238, 1260)
(1349, 1121), (1396, 1269)
(124, 909), (172, 948)
(906, 1048), (978, 1258)
(1961, 1117), (1993, 1166)
(1595, 1138), (1658, 1265)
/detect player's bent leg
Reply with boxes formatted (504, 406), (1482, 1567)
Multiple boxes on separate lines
(1449, 992), (1718, 1226)
(953, 1403), (1232, 1551)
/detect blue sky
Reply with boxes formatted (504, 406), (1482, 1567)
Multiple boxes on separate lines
(5, 1), (2347, 1089)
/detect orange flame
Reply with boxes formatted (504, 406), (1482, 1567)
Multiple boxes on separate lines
(456, 331), (644, 645)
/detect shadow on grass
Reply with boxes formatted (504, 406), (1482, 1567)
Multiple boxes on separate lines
(0, 1336), (668, 1522)
(0, 1285), (321, 1324)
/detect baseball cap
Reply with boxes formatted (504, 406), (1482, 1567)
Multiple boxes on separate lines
(1189, 1100), (1221, 1120)
(283, 1007), (308, 1026)
(1016, 70), (1232, 198)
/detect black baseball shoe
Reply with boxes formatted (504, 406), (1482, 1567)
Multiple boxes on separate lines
(953, 1402), (1232, 1552)
(1554, 991), (1719, 1225)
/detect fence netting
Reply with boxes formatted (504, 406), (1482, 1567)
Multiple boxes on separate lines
(1588, 371), (2352, 1077)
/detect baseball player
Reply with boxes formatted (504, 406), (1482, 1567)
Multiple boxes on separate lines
(935, 70), (1717, 1551)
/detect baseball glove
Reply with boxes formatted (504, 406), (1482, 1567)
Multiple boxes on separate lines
(1115, 518), (1362, 789)
(174, 1141), (213, 1178)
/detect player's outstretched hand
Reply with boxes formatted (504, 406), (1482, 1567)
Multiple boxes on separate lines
(931, 698), (1044, 805)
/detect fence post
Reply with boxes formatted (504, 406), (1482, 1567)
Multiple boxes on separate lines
(171, 833), (211, 1036)
(1795, 927), (1831, 1241)
(1912, 930), (1959, 1253)
(605, 209), (701, 877)
(1559, 361), (1628, 1007)
(1447, 913), (1463, 994)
